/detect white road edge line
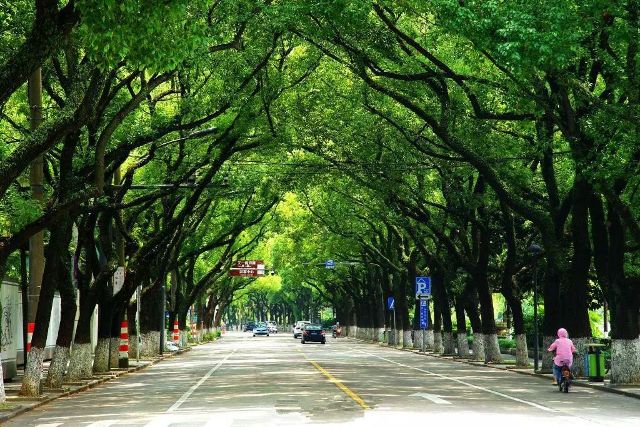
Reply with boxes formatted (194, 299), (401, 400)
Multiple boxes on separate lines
(167, 348), (237, 413)
(356, 348), (557, 413)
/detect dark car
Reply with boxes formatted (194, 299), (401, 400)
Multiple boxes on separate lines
(301, 324), (325, 344)
(243, 321), (256, 332)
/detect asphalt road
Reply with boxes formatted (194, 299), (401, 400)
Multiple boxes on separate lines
(7, 331), (640, 426)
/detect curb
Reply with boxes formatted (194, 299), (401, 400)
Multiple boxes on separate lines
(0, 345), (198, 423)
(346, 337), (640, 401)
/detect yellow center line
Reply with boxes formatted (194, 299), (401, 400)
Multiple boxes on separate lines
(299, 351), (370, 410)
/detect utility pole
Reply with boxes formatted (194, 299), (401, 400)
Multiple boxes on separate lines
(27, 68), (44, 357)
(114, 168), (129, 369)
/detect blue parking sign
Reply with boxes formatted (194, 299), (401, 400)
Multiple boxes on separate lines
(415, 276), (431, 298)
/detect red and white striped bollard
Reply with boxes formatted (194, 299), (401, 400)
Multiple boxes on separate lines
(26, 322), (35, 353)
(119, 319), (129, 368)
(173, 320), (180, 344)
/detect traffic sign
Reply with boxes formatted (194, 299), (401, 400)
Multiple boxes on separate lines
(229, 260), (266, 277)
(325, 259), (335, 269)
(113, 267), (125, 295)
(415, 276), (431, 298)
(419, 298), (428, 329)
(387, 296), (395, 310)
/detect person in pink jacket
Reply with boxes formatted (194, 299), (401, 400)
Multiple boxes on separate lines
(547, 328), (577, 384)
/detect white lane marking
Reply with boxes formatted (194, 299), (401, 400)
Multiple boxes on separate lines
(142, 414), (175, 427)
(85, 421), (118, 427)
(166, 349), (237, 413)
(35, 424), (63, 427)
(203, 414), (233, 427)
(410, 392), (452, 405)
(355, 348), (557, 413)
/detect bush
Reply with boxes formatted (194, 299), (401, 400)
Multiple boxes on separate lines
(498, 338), (516, 350)
(202, 330), (220, 341)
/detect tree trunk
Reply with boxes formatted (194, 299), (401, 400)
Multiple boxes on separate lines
(45, 251), (77, 388)
(455, 296), (470, 357)
(67, 289), (97, 381)
(94, 297), (113, 373)
(606, 204), (640, 383)
(140, 279), (164, 357)
(21, 217), (72, 396)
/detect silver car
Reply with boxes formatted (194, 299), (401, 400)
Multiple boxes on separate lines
(253, 322), (269, 337)
(293, 320), (311, 338)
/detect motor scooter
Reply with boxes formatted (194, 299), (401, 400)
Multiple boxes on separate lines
(559, 364), (573, 393)
(332, 326), (342, 338)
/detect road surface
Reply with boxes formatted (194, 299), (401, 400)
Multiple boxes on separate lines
(7, 331), (640, 426)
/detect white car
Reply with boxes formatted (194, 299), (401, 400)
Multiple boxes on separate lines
(293, 320), (311, 338)
(267, 321), (278, 333)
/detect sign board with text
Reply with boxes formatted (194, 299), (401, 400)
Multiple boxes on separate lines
(419, 298), (428, 329)
(113, 267), (125, 295)
(229, 260), (265, 277)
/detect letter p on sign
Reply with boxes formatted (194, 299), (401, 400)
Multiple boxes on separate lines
(415, 276), (431, 298)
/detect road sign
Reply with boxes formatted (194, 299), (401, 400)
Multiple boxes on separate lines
(229, 260), (266, 277)
(387, 296), (395, 310)
(415, 276), (431, 298)
(113, 267), (125, 295)
(419, 298), (428, 329)
(325, 259), (335, 269)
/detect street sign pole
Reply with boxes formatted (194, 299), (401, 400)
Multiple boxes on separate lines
(392, 307), (396, 347)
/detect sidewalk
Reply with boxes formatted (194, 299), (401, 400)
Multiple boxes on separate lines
(365, 339), (640, 400)
(0, 347), (192, 423)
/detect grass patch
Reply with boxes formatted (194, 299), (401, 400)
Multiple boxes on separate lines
(0, 401), (18, 411)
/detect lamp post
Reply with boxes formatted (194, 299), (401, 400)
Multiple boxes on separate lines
(528, 243), (543, 372)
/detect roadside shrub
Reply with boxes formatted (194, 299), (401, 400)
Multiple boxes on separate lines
(498, 338), (516, 350)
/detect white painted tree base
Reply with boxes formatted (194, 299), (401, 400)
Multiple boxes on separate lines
(443, 332), (455, 355)
(45, 345), (70, 388)
(109, 337), (119, 368)
(21, 347), (44, 396)
(66, 343), (93, 380)
(457, 333), (470, 358)
(515, 334), (529, 367)
(413, 330), (423, 349)
(471, 333), (485, 361)
(403, 330), (413, 348)
(611, 337), (640, 384)
(484, 333), (502, 363)
(180, 330), (189, 347)
(375, 328), (385, 342)
(140, 331), (161, 357)
(93, 338), (110, 373)
(541, 335), (555, 372)
(128, 335), (139, 359)
(424, 330), (434, 350)
(433, 332), (444, 354)
(0, 354), (4, 402)
(571, 337), (591, 378)
(0, 354), (4, 403)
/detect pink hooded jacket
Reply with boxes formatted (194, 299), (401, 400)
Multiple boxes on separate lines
(547, 328), (576, 367)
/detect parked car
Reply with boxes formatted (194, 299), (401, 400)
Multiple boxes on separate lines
(252, 322), (269, 337)
(243, 321), (256, 332)
(301, 324), (326, 344)
(293, 320), (311, 338)
(267, 321), (278, 333)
